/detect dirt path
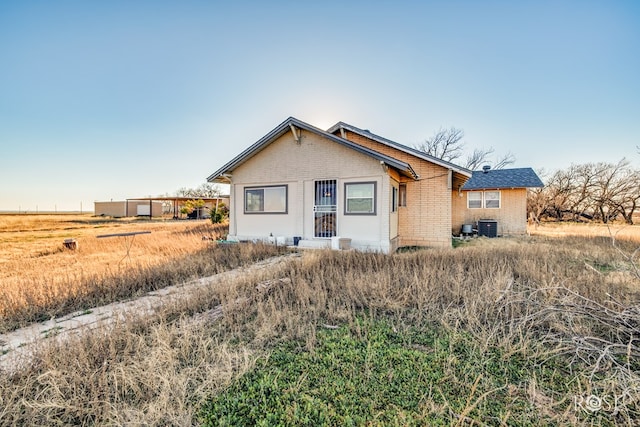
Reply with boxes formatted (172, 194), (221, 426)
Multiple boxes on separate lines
(0, 253), (301, 373)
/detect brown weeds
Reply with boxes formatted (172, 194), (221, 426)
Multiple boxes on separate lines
(1, 228), (639, 425)
(0, 215), (264, 332)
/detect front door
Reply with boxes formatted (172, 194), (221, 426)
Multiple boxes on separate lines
(314, 180), (337, 238)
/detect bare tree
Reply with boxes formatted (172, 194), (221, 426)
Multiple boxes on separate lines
(175, 183), (227, 222)
(492, 152), (516, 170)
(615, 170), (640, 224)
(543, 168), (575, 220)
(416, 127), (465, 163)
(526, 169), (548, 225)
(464, 147), (494, 171)
(416, 127), (515, 170)
(176, 183), (222, 198)
(531, 159), (640, 224)
(592, 159), (640, 224)
(570, 163), (600, 221)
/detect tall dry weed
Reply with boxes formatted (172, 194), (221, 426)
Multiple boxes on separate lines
(0, 220), (284, 333)
(0, 315), (258, 425)
(1, 234), (638, 424)
(218, 237), (639, 422)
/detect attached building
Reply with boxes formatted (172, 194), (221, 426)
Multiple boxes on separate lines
(452, 167), (544, 236)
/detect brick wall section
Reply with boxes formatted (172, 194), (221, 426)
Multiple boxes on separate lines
(451, 188), (528, 235)
(342, 131), (452, 248)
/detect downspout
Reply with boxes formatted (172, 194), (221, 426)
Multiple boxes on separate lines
(232, 181), (238, 236)
(301, 179), (305, 241)
(232, 184), (237, 236)
(220, 173), (235, 236)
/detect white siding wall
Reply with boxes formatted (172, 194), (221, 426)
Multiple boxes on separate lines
(232, 181), (299, 237)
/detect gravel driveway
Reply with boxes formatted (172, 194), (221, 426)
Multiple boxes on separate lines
(0, 253), (300, 373)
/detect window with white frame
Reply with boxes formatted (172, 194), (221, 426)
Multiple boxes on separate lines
(484, 191), (501, 208)
(345, 182), (376, 215)
(467, 191), (483, 209)
(467, 191), (501, 209)
(399, 183), (407, 207)
(244, 185), (287, 213)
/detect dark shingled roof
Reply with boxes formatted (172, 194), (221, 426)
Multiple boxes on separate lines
(461, 167), (544, 190)
(327, 121), (472, 177)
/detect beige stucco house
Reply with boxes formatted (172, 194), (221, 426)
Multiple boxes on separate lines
(207, 117), (542, 253)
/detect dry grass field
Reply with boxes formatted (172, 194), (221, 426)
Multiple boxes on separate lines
(0, 214), (282, 333)
(528, 221), (640, 240)
(1, 217), (639, 425)
(0, 213), (218, 267)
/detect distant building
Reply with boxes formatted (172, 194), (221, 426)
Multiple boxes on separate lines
(94, 200), (163, 217)
(94, 196), (229, 218)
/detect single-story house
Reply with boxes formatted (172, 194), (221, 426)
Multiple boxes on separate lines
(207, 117), (543, 252)
(452, 166), (544, 236)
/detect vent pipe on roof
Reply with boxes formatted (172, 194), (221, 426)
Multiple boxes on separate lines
(289, 124), (301, 144)
(482, 165), (491, 173)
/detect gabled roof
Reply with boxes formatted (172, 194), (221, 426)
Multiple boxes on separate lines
(461, 167), (544, 190)
(207, 117), (419, 183)
(327, 122), (472, 177)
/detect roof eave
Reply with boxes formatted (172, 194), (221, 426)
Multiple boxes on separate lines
(207, 117), (301, 182)
(461, 184), (544, 190)
(329, 122), (472, 177)
(208, 117), (420, 182)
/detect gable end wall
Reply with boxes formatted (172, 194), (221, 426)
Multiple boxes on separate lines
(227, 130), (394, 251)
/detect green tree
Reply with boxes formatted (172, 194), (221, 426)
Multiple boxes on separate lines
(210, 202), (229, 224)
(180, 199), (206, 218)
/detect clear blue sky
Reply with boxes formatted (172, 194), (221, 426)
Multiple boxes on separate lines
(1, 0), (638, 212)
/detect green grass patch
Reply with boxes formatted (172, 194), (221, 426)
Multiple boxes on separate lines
(396, 245), (429, 253)
(70, 309), (93, 318)
(40, 326), (64, 338)
(200, 319), (578, 426)
(585, 259), (617, 273)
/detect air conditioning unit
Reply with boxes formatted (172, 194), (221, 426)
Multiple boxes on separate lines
(478, 219), (497, 238)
